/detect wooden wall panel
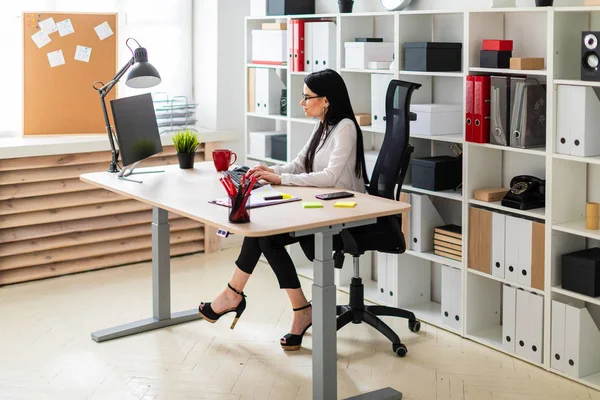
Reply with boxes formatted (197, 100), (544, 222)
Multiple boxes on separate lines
(0, 143), (217, 286)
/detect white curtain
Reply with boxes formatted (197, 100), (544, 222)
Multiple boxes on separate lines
(0, 0), (192, 137)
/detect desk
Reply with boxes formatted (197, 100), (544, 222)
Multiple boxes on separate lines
(80, 162), (410, 400)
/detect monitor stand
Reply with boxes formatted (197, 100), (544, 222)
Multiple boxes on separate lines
(117, 161), (165, 183)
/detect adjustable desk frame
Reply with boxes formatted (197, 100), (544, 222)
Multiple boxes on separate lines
(83, 163), (406, 400)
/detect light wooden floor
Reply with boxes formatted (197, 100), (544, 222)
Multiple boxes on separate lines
(0, 247), (598, 400)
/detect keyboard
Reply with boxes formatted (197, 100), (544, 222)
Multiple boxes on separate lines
(223, 169), (264, 191)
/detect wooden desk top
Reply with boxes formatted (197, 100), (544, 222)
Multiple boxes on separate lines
(80, 162), (410, 237)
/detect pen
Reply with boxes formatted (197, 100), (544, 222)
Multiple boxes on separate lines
(264, 195), (283, 201)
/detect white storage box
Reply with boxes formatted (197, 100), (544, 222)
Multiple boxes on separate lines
(251, 30), (287, 65)
(249, 131), (286, 158)
(344, 42), (394, 69)
(410, 104), (462, 135)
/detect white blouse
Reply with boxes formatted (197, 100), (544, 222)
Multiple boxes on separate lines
(271, 118), (366, 193)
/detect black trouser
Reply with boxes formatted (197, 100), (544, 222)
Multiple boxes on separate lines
(235, 233), (341, 289)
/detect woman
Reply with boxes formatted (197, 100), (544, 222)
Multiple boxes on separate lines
(198, 69), (368, 351)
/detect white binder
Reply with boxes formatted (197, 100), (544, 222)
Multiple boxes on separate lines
(556, 85), (600, 157)
(409, 193), (445, 252)
(491, 212), (506, 279)
(312, 22), (336, 72)
(386, 253), (399, 306)
(377, 252), (388, 305)
(371, 74), (393, 131)
(565, 303), (600, 378)
(502, 284), (517, 354)
(504, 216), (520, 283)
(517, 218), (533, 287)
(515, 288), (530, 359)
(551, 300), (567, 372)
(304, 22), (315, 73)
(254, 68), (284, 116)
(527, 292), (544, 364)
(441, 265), (462, 331)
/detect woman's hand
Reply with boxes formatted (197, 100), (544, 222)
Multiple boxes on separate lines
(251, 170), (282, 185)
(248, 165), (274, 178)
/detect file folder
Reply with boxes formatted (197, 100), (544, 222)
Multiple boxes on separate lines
(473, 75), (491, 143)
(491, 212), (505, 279)
(490, 76), (510, 146)
(556, 85), (600, 157)
(466, 75), (474, 142)
(515, 288), (530, 360)
(551, 300), (566, 372)
(502, 284), (517, 354)
(527, 292), (544, 363)
(409, 193), (445, 252)
(313, 21), (336, 72)
(509, 77), (546, 149)
(565, 302), (600, 378)
(292, 20), (306, 72)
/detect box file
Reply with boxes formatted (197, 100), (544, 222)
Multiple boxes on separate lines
(515, 289), (543, 363)
(556, 85), (600, 157)
(551, 300), (567, 372)
(345, 42), (394, 70)
(490, 76), (511, 146)
(251, 30), (287, 65)
(503, 216), (544, 290)
(491, 212), (506, 279)
(306, 21), (336, 73)
(441, 265), (462, 331)
(409, 104), (462, 135)
(502, 284), (517, 353)
(409, 193), (445, 252)
(371, 74), (394, 130)
(509, 77), (546, 149)
(254, 68), (285, 116)
(564, 302), (600, 378)
(468, 207), (492, 274)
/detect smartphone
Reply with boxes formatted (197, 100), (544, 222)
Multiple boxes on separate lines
(315, 191), (355, 201)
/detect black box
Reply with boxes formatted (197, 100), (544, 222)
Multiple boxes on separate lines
(271, 134), (287, 161)
(562, 247), (600, 297)
(480, 50), (512, 68)
(404, 42), (462, 72)
(411, 156), (462, 191)
(268, 0), (315, 15)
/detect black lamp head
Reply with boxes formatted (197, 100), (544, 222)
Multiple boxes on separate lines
(126, 46), (161, 89)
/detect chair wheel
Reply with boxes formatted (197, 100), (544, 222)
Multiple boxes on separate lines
(393, 343), (407, 357)
(409, 320), (421, 333)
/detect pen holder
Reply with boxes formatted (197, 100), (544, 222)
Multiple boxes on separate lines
(229, 193), (251, 223)
(587, 202), (599, 230)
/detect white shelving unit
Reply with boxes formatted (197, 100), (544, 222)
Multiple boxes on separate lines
(244, 6), (600, 393)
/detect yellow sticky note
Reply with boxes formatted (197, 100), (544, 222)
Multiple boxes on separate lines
(302, 201), (323, 208)
(334, 201), (357, 208)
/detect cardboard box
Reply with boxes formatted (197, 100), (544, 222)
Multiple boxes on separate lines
(262, 23), (287, 30)
(355, 113), (371, 126)
(584, 0), (600, 5)
(474, 188), (510, 202)
(510, 57), (545, 70)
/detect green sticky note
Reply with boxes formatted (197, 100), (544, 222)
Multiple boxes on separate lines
(302, 201), (323, 208)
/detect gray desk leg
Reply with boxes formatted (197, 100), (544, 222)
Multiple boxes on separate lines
(313, 230), (337, 400)
(91, 206), (202, 342)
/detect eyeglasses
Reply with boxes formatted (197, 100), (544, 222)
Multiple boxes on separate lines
(301, 94), (323, 101)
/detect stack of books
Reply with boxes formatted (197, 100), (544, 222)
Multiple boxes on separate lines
(433, 225), (462, 262)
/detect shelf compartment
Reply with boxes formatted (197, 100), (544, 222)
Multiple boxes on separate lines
(554, 79), (600, 88)
(553, 220), (600, 241)
(398, 70), (464, 78)
(340, 68), (394, 75)
(410, 133), (463, 143)
(467, 141), (546, 156)
(466, 329), (545, 369)
(468, 67), (547, 76)
(468, 268), (545, 296)
(553, 153), (600, 166)
(468, 199), (545, 220)
(402, 183), (463, 202)
(405, 249), (462, 269)
(246, 154), (287, 165)
(247, 112), (288, 121)
(552, 285), (600, 308)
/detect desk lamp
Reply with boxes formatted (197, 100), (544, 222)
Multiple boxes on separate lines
(93, 38), (161, 173)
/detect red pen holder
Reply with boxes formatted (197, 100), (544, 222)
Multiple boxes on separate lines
(229, 193), (251, 223)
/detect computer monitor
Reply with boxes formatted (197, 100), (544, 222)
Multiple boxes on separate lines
(110, 93), (163, 181)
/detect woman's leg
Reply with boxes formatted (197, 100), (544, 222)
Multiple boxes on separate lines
(199, 236), (262, 314)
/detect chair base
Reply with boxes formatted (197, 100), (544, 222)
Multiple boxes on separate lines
(336, 277), (421, 357)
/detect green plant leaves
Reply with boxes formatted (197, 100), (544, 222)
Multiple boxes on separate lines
(172, 129), (200, 153)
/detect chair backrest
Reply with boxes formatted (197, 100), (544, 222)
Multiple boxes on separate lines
(367, 79), (422, 200)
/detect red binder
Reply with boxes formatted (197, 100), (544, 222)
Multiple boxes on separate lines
(292, 20), (306, 72)
(473, 75), (491, 144)
(466, 75), (474, 142)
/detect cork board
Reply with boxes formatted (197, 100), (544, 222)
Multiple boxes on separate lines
(23, 12), (118, 135)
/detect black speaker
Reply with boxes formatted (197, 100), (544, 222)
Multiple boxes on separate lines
(582, 31), (600, 81)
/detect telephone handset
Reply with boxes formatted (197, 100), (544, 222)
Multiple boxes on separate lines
(501, 175), (545, 211)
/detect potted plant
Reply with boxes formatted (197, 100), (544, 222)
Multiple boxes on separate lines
(172, 129), (200, 169)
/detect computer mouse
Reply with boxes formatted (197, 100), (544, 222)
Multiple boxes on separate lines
(233, 165), (250, 173)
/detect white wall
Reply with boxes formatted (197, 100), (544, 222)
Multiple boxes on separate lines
(0, 0), (193, 137)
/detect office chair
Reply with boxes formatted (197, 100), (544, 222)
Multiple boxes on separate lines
(333, 79), (422, 357)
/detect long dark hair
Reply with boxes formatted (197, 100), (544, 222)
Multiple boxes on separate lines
(303, 69), (367, 182)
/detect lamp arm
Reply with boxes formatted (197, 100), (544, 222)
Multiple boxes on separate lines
(96, 57), (134, 173)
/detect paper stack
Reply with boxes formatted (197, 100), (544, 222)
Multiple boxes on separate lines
(433, 225), (462, 262)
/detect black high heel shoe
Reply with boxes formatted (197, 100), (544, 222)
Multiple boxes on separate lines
(280, 303), (312, 351)
(198, 283), (247, 330)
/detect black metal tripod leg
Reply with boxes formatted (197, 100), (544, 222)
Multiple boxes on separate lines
(362, 311), (401, 345)
(337, 310), (355, 331)
(365, 305), (416, 321)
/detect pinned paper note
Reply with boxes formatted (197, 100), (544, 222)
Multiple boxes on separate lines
(57, 19), (75, 37)
(47, 50), (65, 68)
(31, 30), (51, 48)
(39, 17), (57, 34)
(94, 21), (114, 40)
(74, 45), (92, 62)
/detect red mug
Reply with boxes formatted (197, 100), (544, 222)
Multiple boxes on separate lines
(212, 149), (237, 171)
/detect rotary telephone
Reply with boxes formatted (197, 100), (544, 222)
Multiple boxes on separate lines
(501, 175), (545, 211)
